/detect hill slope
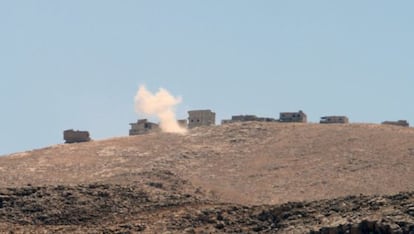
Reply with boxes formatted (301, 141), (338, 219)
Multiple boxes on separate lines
(0, 184), (413, 233)
(1, 122), (414, 233)
(1, 122), (413, 205)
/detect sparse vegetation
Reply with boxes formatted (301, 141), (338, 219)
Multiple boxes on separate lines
(0, 122), (413, 233)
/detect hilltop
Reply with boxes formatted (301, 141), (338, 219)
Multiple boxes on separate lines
(1, 122), (413, 203)
(0, 122), (413, 233)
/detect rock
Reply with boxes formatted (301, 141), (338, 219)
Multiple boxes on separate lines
(184, 227), (195, 234)
(0, 184), (412, 233)
(215, 222), (224, 230)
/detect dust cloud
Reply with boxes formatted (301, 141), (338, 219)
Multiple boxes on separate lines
(134, 85), (187, 134)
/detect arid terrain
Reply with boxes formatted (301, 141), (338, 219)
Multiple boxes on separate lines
(0, 122), (413, 233)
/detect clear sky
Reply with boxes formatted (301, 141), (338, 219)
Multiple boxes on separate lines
(1, 1), (413, 155)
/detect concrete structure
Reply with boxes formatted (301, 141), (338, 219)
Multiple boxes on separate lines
(320, 116), (349, 124)
(222, 115), (276, 124)
(279, 110), (307, 123)
(188, 110), (216, 128)
(381, 120), (409, 127)
(178, 119), (188, 129)
(63, 129), (91, 143)
(129, 119), (159, 135)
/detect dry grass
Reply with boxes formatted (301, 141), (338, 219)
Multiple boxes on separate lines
(1, 122), (413, 205)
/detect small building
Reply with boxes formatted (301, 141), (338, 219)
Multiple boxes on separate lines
(231, 115), (259, 122)
(320, 116), (349, 124)
(178, 119), (188, 129)
(222, 115), (276, 124)
(63, 129), (91, 143)
(279, 110), (307, 123)
(129, 119), (159, 135)
(188, 110), (216, 128)
(381, 120), (409, 127)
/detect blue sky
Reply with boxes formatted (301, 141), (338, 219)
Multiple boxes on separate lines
(1, 1), (413, 155)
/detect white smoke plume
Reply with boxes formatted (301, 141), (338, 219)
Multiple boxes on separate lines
(134, 85), (187, 134)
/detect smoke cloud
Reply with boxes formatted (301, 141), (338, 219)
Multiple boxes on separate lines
(134, 85), (187, 134)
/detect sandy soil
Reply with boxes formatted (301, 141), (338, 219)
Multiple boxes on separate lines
(0, 122), (413, 233)
(1, 122), (413, 204)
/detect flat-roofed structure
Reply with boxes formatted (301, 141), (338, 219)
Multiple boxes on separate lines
(63, 129), (91, 143)
(129, 119), (159, 135)
(381, 120), (409, 127)
(188, 110), (216, 128)
(178, 119), (188, 129)
(222, 115), (276, 124)
(279, 110), (307, 123)
(320, 116), (349, 124)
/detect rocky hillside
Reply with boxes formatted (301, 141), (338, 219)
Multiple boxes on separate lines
(0, 122), (413, 233)
(0, 184), (413, 233)
(1, 122), (413, 204)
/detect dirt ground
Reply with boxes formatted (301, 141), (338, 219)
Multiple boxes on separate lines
(0, 122), (413, 233)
